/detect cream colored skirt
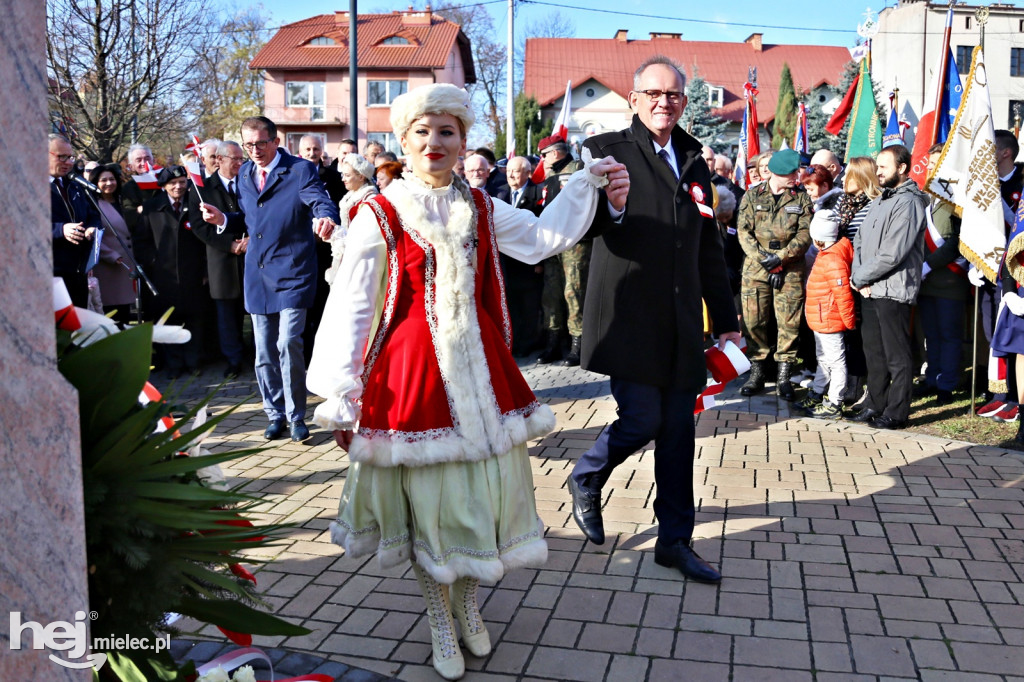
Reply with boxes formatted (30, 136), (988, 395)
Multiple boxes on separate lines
(330, 443), (548, 585)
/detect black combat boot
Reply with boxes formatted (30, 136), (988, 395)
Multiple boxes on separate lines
(536, 331), (563, 364)
(740, 361), (765, 396)
(776, 361), (796, 401)
(560, 335), (582, 367)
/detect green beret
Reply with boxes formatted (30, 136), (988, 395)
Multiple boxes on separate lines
(767, 149), (801, 175)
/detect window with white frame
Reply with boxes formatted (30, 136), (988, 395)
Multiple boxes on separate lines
(367, 132), (401, 155)
(706, 84), (724, 109)
(286, 82), (326, 121)
(308, 36), (335, 46)
(379, 36), (411, 45)
(368, 80), (408, 106)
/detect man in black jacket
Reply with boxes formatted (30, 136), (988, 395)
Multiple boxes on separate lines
(567, 56), (740, 583)
(189, 141), (248, 376)
(49, 134), (100, 307)
(501, 156), (546, 356)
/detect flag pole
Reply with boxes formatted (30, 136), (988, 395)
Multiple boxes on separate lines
(970, 7), (990, 417)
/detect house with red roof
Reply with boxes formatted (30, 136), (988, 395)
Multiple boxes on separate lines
(250, 7), (474, 155)
(523, 31), (852, 152)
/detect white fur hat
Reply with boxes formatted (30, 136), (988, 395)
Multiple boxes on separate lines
(389, 83), (475, 138)
(341, 153), (375, 182)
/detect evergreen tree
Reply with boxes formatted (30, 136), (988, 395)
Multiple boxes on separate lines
(805, 87), (845, 156)
(680, 66), (730, 152)
(772, 63), (798, 149)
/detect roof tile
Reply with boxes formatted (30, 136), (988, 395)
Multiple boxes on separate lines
(523, 37), (851, 123)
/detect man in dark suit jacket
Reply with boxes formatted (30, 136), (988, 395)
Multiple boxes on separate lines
(501, 156), (546, 356)
(121, 144), (159, 232)
(189, 140), (248, 376)
(567, 56), (741, 583)
(200, 117), (340, 443)
(49, 134), (100, 307)
(134, 166), (208, 375)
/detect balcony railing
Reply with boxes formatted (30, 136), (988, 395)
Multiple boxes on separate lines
(263, 105), (348, 125)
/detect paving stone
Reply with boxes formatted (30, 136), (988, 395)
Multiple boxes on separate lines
(849, 634), (916, 677)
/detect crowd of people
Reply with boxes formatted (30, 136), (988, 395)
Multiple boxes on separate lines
(47, 52), (1024, 680)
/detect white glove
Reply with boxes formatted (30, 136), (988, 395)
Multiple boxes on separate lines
(922, 262), (932, 278)
(968, 266), (986, 287)
(1004, 292), (1024, 316)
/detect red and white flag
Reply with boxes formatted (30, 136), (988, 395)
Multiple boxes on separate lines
(185, 133), (203, 158)
(552, 81), (573, 142)
(132, 160), (162, 190)
(184, 160), (205, 188)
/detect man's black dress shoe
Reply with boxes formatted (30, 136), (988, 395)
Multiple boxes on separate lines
(223, 364), (244, 378)
(654, 540), (722, 583)
(849, 407), (879, 423)
(290, 420), (310, 441)
(566, 474), (605, 545)
(264, 419), (287, 440)
(869, 415), (906, 430)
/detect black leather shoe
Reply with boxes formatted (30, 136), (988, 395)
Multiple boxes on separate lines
(566, 475), (604, 544)
(536, 333), (563, 364)
(560, 335), (582, 367)
(869, 415), (907, 430)
(849, 407), (879, 423)
(290, 420), (310, 441)
(653, 540), (722, 583)
(935, 390), (954, 406)
(264, 419), (287, 440)
(223, 363), (244, 378)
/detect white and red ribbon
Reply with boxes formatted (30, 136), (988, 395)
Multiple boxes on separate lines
(694, 339), (750, 415)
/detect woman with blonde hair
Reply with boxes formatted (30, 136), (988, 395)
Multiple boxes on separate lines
(835, 156), (880, 407)
(308, 83), (628, 680)
(837, 156), (881, 241)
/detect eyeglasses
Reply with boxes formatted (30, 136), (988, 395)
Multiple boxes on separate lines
(219, 155), (245, 163)
(635, 89), (684, 104)
(242, 139), (272, 152)
(50, 151), (76, 162)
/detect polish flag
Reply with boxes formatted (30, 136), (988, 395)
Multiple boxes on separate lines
(909, 8), (962, 187)
(132, 160), (161, 190)
(184, 160), (205, 188)
(552, 81), (573, 142)
(185, 133), (203, 158)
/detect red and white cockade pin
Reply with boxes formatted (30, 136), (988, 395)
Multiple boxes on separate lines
(690, 184), (714, 218)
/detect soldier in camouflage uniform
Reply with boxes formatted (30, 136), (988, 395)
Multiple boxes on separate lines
(537, 134), (586, 364)
(736, 149), (812, 400)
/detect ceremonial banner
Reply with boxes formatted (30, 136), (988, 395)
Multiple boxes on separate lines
(926, 47), (1006, 282)
(845, 58), (883, 159)
(794, 102), (809, 155)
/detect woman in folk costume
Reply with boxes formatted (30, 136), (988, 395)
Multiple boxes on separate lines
(307, 83), (629, 680)
(325, 153), (378, 286)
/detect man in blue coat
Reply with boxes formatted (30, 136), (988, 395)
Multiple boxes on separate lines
(201, 117), (340, 441)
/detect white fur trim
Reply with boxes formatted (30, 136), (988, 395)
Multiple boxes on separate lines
(411, 519), (548, 585)
(349, 403), (554, 467)
(389, 83), (475, 138)
(350, 181), (554, 468)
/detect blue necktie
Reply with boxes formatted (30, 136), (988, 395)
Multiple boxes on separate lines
(658, 149), (677, 178)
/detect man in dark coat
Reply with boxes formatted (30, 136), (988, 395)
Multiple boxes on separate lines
(200, 117), (340, 443)
(189, 141), (248, 376)
(501, 156), (546, 356)
(567, 56), (741, 583)
(134, 166), (208, 375)
(121, 144), (159, 232)
(49, 134), (100, 307)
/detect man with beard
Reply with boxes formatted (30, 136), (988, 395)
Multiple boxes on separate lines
(849, 144), (928, 429)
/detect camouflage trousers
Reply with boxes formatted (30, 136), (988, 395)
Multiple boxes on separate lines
(561, 241), (591, 337)
(741, 264), (806, 363)
(541, 256), (566, 332)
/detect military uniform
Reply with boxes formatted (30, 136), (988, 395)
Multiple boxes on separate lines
(537, 150), (585, 363)
(737, 182), (812, 364)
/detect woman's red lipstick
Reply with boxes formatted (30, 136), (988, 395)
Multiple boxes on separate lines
(425, 153), (444, 160)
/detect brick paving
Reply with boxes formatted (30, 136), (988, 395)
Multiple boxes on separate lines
(168, 357), (1024, 681)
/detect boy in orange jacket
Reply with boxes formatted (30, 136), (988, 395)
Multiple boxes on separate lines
(799, 209), (857, 418)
